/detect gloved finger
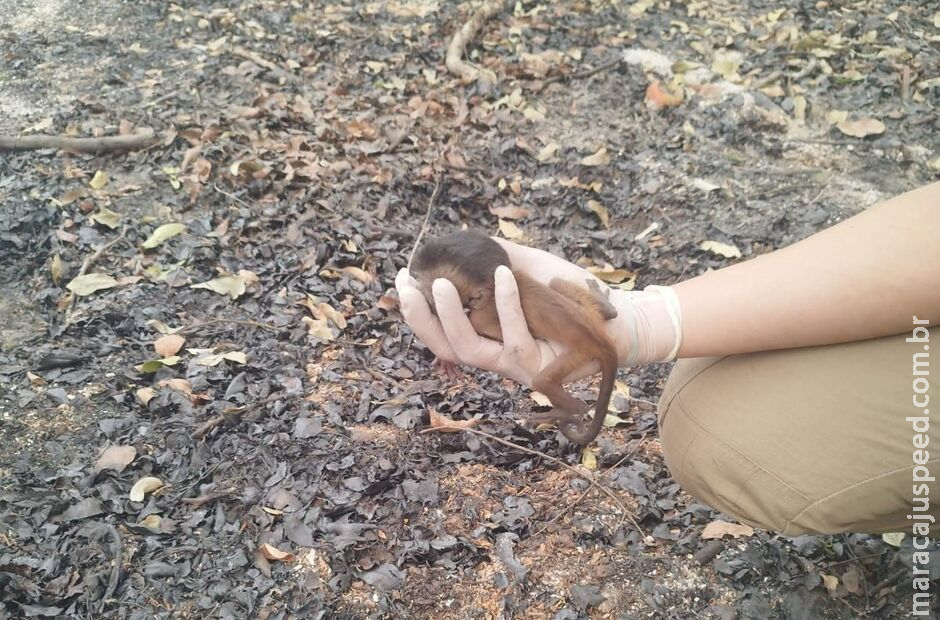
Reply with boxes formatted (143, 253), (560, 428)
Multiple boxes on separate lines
(432, 277), (504, 371)
(492, 266), (540, 369)
(396, 273), (460, 363)
(394, 267), (420, 291)
(492, 237), (611, 293)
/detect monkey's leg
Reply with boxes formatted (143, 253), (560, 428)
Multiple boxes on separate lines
(529, 354), (591, 427)
(469, 305), (503, 341)
(585, 279), (618, 320)
(548, 278), (618, 320)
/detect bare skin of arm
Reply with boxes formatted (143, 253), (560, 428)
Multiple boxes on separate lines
(673, 180), (940, 358)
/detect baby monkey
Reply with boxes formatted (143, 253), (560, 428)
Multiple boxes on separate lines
(411, 230), (619, 446)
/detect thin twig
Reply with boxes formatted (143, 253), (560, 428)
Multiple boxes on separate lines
(420, 424), (641, 532)
(78, 230), (128, 277)
(180, 488), (236, 508)
(176, 318), (279, 333)
(785, 137), (858, 146)
(753, 70), (782, 89)
(0, 130), (158, 153)
(231, 46), (299, 84)
(142, 90), (180, 109)
(192, 392), (290, 440)
(64, 229), (128, 327)
(213, 183), (254, 209)
(407, 177), (442, 270)
(537, 56), (624, 92)
(528, 436), (648, 540)
(870, 567), (907, 593)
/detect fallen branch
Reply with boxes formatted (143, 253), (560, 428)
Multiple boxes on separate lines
(537, 56), (624, 92)
(0, 130), (158, 154)
(421, 424), (642, 532)
(231, 46), (299, 84)
(445, 0), (511, 91)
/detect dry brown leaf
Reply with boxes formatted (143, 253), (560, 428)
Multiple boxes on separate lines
(258, 543), (295, 562)
(580, 447), (598, 469)
(700, 240), (742, 259)
(136, 387), (156, 405)
(535, 142), (559, 162)
(498, 219), (525, 240)
(347, 120), (378, 139)
(94, 445), (137, 474)
(129, 476), (164, 502)
(154, 334), (185, 358)
(376, 294), (398, 311)
(51, 253), (64, 285)
(160, 378), (193, 395)
(181, 145), (201, 172)
(530, 391), (552, 407)
(586, 200), (610, 228)
(341, 266), (373, 284)
(66, 273), (119, 296)
(429, 408), (479, 433)
(89, 170), (109, 190)
(192, 350), (248, 367)
(821, 574), (839, 593)
(701, 519), (754, 540)
(488, 205), (530, 220)
(645, 80), (684, 110)
(558, 176), (603, 193)
(586, 265), (634, 284)
(138, 514), (163, 528)
(842, 567), (861, 594)
(56, 188), (88, 206)
(836, 117), (886, 138)
(317, 302), (347, 329)
(191, 270), (258, 299)
(303, 316), (335, 341)
(580, 146), (610, 167)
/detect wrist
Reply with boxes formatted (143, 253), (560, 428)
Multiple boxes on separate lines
(608, 285), (684, 365)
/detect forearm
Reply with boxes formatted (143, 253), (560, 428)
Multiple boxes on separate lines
(672, 181), (940, 358)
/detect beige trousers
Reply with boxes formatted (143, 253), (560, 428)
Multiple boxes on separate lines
(658, 327), (937, 535)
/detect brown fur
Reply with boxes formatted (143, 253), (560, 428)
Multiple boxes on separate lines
(411, 230), (618, 445)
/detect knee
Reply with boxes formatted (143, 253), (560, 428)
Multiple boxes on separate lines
(656, 358), (812, 534)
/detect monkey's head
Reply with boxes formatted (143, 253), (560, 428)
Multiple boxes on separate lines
(411, 230), (511, 316)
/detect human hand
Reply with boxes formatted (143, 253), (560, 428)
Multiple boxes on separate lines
(395, 237), (682, 385)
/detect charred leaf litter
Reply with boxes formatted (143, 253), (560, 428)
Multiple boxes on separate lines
(1, 0), (938, 617)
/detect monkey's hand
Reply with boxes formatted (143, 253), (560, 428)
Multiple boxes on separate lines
(396, 266), (561, 387)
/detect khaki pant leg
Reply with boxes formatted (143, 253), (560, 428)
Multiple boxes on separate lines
(657, 328), (938, 535)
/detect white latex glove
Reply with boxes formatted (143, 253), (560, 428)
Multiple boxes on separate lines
(395, 238), (682, 386)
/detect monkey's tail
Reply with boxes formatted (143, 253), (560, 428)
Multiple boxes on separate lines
(567, 346), (618, 446)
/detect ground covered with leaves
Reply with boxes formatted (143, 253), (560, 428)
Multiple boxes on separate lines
(1, 0), (938, 618)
